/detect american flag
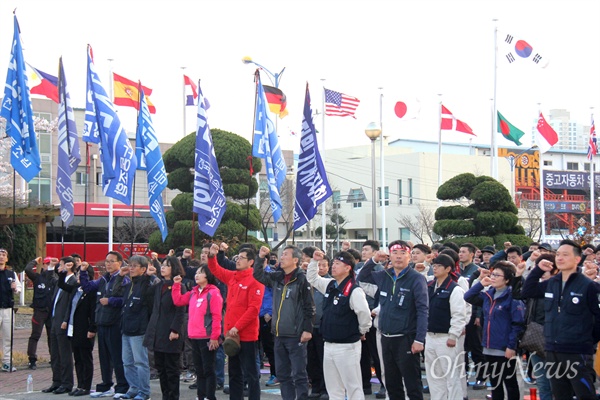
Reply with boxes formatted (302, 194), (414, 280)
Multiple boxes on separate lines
(587, 116), (597, 160)
(324, 88), (360, 118)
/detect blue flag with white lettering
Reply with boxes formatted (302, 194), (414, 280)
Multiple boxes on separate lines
(83, 45), (137, 205)
(1, 16), (41, 182)
(193, 82), (226, 236)
(136, 89), (168, 241)
(252, 74), (286, 222)
(56, 58), (81, 228)
(294, 84), (332, 230)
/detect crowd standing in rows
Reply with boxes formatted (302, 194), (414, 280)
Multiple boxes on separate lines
(1, 238), (600, 399)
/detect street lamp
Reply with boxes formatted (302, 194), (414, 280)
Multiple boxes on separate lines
(365, 122), (382, 240)
(242, 56), (286, 88)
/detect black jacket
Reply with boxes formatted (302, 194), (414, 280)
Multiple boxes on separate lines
(121, 274), (156, 336)
(52, 272), (77, 333)
(25, 260), (58, 310)
(143, 279), (185, 353)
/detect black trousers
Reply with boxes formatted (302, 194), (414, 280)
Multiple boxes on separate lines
(259, 316), (276, 376)
(381, 335), (423, 400)
(360, 326), (383, 389)
(50, 329), (73, 389)
(96, 324), (129, 394)
(485, 355), (519, 400)
(229, 341), (261, 400)
(306, 327), (326, 395)
(27, 308), (51, 362)
(73, 346), (94, 390)
(465, 322), (486, 381)
(190, 339), (217, 400)
(547, 351), (597, 400)
(155, 351), (181, 400)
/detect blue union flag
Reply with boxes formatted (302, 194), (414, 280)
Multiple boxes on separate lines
(294, 83), (332, 230)
(193, 81), (226, 236)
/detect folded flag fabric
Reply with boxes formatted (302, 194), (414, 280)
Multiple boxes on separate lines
(497, 111), (524, 146)
(184, 74), (198, 106)
(113, 72), (156, 113)
(535, 112), (559, 153)
(26, 63), (59, 103)
(587, 117), (596, 161)
(441, 105), (475, 135)
(324, 88), (360, 118)
(263, 85), (288, 118)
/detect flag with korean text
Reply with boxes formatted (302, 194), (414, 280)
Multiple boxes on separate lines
(294, 83), (332, 230)
(324, 88), (360, 118)
(252, 72), (286, 222)
(0, 16), (42, 182)
(587, 116), (597, 161)
(193, 81), (226, 236)
(136, 88), (168, 241)
(83, 45), (137, 205)
(56, 57), (81, 228)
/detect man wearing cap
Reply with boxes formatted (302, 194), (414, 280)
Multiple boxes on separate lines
(479, 246), (495, 269)
(24, 256), (58, 370)
(0, 248), (22, 372)
(424, 254), (467, 400)
(360, 240), (428, 400)
(255, 245), (314, 400)
(307, 250), (371, 400)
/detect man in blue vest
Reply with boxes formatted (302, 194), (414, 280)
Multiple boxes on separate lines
(307, 249), (371, 399)
(522, 239), (600, 400)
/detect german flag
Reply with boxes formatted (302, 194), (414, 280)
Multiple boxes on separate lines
(113, 72), (156, 114)
(263, 85), (288, 118)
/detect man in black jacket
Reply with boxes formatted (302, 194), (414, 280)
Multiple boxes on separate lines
(25, 256), (58, 370)
(255, 245), (315, 400)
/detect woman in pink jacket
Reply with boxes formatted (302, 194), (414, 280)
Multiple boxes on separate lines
(172, 264), (223, 400)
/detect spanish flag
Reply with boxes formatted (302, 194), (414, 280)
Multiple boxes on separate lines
(263, 85), (288, 118)
(113, 72), (156, 113)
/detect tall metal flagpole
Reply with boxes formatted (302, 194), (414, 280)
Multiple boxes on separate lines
(321, 78), (327, 252)
(379, 88), (386, 248)
(491, 19), (499, 179)
(181, 67), (186, 138)
(437, 94), (443, 207)
(537, 104), (546, 242)
(591, 107), (596, 228)
(107, 58), (114, 253)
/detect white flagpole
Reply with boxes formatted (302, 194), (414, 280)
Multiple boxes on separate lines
(437, 95), (443, 207)
(321, 79), (327, 252)
(182, 67), (187, 138)
(491, 19), (499, 179)
(591, 107), (596, 228)
(537, 105), (546, 242)
(379, 87), (386, 248)
(107, 58), (114, 253)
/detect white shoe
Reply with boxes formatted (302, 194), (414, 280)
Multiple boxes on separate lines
(91, 388), (115, 398)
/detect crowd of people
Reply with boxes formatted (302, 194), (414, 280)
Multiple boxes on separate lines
(0, 238), (600, 399)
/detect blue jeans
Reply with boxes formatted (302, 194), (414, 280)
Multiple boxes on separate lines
(530, 353), (552, 400)
(215, 345), (225, 386)
(122, 335), (150, 397)
(274, 336), (309, 400)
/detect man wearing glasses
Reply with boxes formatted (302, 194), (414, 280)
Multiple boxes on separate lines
(208, 243), (264, 400)
(80, 252), (130, 398)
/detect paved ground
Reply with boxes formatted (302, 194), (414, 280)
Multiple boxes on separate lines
(0, 308), (543, 400)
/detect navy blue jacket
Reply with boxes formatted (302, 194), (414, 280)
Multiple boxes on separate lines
(522, 266), (600, 354)
(464, 282), (524, 351)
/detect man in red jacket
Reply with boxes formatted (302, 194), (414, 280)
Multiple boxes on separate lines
(208, 244), (264, 400)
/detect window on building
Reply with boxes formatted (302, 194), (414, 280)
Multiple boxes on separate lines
(354, 230), (369, 240)
(408, 178), (413, 205)
(76, 172), (87, 185)
(332, 190), (341, 209)
(544, 160), (553, 167)
(400, 228), (411, 241)
(398, 179), (403, 205)
(347, 188), (366, 209)
(566, 162), (578, 171)
(96, 172), (103, 186)
(377, 228), (388, 242)
(584, 163), (597, 172)
(377, 186), (389, 206)
(28, 178), (52, 204)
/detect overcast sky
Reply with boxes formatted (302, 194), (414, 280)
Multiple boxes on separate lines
(1, 0), (598, 153)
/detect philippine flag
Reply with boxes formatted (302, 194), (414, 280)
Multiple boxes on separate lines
(26, 63), (59, 103)
(183, 75), (198, 106)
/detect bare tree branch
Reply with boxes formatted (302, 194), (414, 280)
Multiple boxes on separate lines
(397, 204), (437, 244)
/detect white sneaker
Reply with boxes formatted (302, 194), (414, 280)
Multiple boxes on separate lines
(91, 388), (115, 398)
(1, 364), (16, 372)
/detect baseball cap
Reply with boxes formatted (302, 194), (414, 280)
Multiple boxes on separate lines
(481, 246), (496, 255)
(43, 257), (52, 264)
(539, 243), (553, 251)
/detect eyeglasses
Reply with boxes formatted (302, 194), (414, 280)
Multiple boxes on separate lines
(490, 273), (505, 278)
(237, 256), (248, 260)
(105, 259), (119, 264)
